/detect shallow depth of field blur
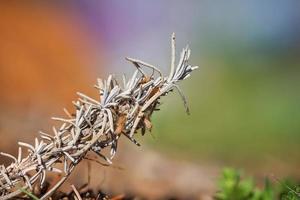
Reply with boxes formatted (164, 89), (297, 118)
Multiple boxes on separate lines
(0, 0), (299, 198)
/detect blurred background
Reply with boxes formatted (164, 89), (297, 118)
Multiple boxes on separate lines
(0, 0), (299, 199)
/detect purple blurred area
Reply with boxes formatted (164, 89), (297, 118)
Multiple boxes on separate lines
(70, 0), (300, 68)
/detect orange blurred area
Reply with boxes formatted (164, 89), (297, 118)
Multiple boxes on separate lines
(0, 2), (101, 111)
(0, 2), (104, 157)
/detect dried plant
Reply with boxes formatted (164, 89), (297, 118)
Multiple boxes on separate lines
(0, 33), (198, 200)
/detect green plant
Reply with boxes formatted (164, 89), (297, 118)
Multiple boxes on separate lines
(216, 168), (255, 200)
(215, 168), (299, 200)
(280, 181), (300, 200)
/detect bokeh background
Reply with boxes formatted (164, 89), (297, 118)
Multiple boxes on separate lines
(0, 1), (299, 198)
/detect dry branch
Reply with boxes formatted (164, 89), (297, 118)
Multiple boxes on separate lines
(0, 34), (198, 199)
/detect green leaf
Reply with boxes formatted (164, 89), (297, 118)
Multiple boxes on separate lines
(19, 188), (40, 200)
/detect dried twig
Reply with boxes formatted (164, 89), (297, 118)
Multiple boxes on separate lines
(71, 185), (82, 200)
(0, 33), (198, 199)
